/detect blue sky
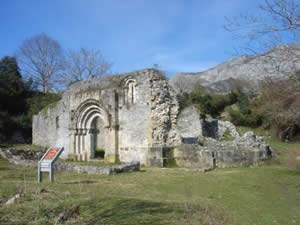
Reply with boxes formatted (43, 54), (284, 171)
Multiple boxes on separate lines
(0, 0), (262, 77)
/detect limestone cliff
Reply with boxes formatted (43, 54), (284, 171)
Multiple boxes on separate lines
(170, 43), (300, 93)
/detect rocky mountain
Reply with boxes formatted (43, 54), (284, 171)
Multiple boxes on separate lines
(170, 43), (300, 94)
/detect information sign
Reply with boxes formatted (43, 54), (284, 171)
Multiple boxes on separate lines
(38, 147), (64, 183)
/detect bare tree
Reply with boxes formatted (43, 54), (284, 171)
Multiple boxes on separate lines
(261, 74), (300, 140)
(17, 33), (63, 93)
(224, 0), (300, 140)
(224, 0), (300, 53)
(60, 48), (112, 86)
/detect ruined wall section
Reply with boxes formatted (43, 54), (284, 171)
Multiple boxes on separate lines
(118, 70), (158, 164)
(118, 70), (181, 164)
(32, 96), (70, 158)
(149, 72), (180, 147)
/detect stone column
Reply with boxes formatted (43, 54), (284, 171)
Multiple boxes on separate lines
(89, 128), (95, 159)
(80, 129), (87, 153)
(76, 130), (81, 154)
(69, 129), (76, 154)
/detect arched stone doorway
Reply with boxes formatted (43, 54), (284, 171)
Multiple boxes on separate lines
(69, 99), (114, 161)
(90, 116), (106, 159)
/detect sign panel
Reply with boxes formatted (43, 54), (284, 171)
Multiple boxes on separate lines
(38, 147), (64, 183)
(44, 148), (60, 160)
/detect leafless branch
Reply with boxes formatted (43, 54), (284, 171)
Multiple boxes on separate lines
(16, 33), (63, 93)
(59, 48), (112, 86)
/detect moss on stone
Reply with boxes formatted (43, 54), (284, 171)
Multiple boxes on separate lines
(41, 100), (60, 118)
(165, 147), (178, 168)
(67, 154), (77, 161)
(220, 129), (235, 142)
(104, 154), (119, 164)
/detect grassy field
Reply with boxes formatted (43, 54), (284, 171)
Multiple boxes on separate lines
(0, 143), (46, 151)
(0, 130), (300, 224)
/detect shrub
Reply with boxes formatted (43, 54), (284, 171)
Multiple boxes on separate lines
(227, 93), (264, 127)
(178, 90), (238, 118)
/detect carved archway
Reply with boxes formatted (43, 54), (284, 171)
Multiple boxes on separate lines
(69, 99), (110, 160)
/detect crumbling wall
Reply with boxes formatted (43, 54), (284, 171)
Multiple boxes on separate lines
(149, 72), (180, 146)
(119, 69), (181, 164)
(33, 69), (181, 164)
(177, 106), (240, 140)
(165, 131), (273, 168)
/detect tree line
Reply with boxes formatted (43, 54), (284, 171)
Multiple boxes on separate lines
(0, 32), (112, 143)
(0, 56), (61, 143)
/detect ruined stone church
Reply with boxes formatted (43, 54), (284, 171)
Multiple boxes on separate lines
(33, 69), (180, 165)
(33, 69), (273, 168)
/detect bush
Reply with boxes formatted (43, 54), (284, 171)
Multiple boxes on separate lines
(227, 93), (264, 127)
(178, 90), (238, 118)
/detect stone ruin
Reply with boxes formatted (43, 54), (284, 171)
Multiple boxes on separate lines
(32, 69), (274, 169)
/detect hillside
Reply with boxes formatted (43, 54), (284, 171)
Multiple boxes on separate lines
(170, 43), (300, 93)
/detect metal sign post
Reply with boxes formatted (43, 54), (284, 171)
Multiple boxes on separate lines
(38, 147), (64, 183)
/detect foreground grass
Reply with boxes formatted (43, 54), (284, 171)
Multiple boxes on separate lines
(1, 158), (300, 224)
(1, 127), (300, 224)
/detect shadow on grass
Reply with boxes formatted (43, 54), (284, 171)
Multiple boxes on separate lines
(63, 180), (98, 185)
(81, 198), (182, 225)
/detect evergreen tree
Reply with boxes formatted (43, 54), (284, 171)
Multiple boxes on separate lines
(0, 56), (27, 114)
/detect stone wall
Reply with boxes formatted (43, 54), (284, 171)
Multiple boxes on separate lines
(32, 69), (274, 168)
(0, 148), (46, 161)
(149, 73), (180, 146)
(0, 148), (140, 175)
(177, 106), (202, 138)
(165, 131), (273, 168)
(172, 145), (214, 168)
(32, 69), (181, 165)
(177, 106), (241, 141)
(33, 100), (69, 158)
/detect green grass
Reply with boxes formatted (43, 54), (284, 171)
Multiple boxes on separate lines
(236, 126), (269, 137)
(0, 159), (231, 225)
(57, 159), (120, 167)
(0, 143), (45, 151)
(219, 128), (235, 142)
(1, 160), (300, 224)
(1, 127), (300, 224)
